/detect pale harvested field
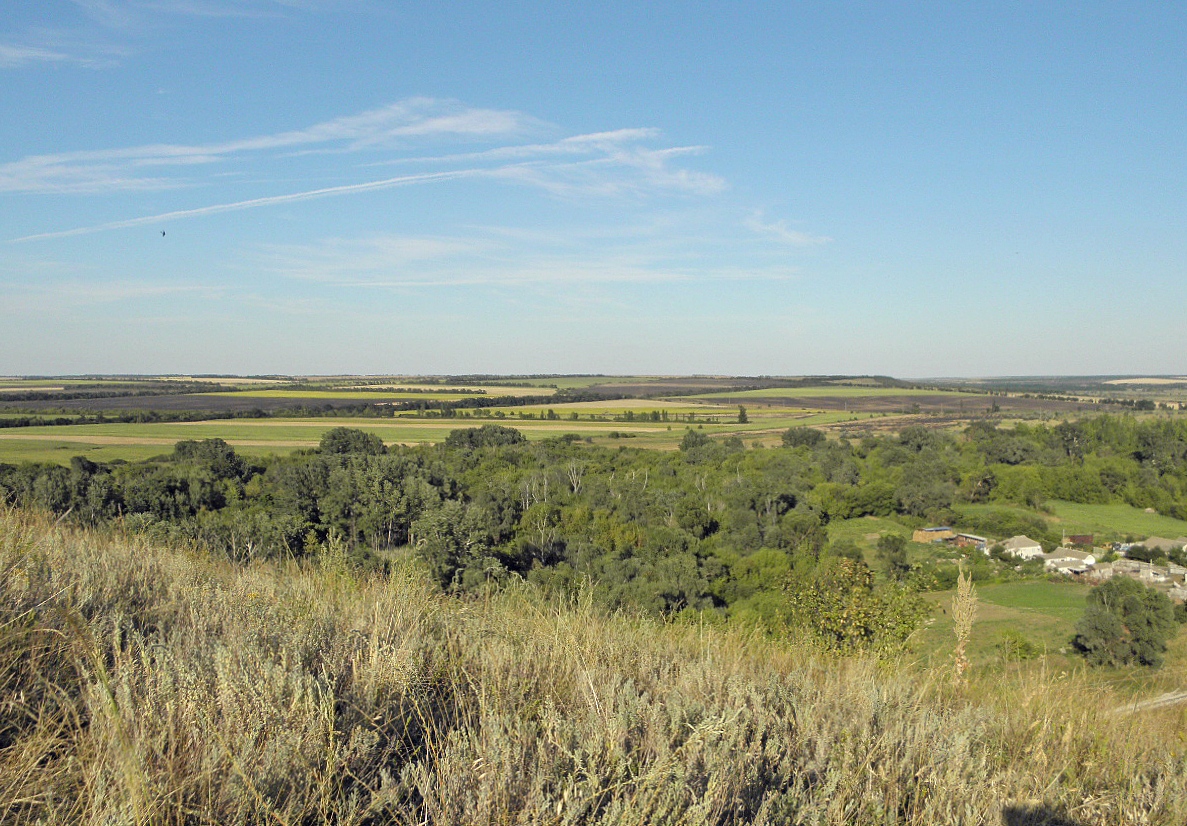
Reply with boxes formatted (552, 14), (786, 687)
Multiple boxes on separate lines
(493, 398), (719, 411)
(343, 384), (557, 396)
(177, 419), (662, 431)
(1104, 377), (1187, 385)
(160, 376), (289, 385)
(0, 433), (315, 447)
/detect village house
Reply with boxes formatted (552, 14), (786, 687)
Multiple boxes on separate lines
(1001, 535), (1044, 560)
(1140, 536), (1187, 555)
(1042, 548), (1096, 574)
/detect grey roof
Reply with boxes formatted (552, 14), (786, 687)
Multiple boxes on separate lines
(1003, 535), (1041, 549)
(1143, 537), (1186, 552)
(1044, 549), (1095, 562)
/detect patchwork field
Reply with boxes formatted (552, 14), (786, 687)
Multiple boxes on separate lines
(0, 373), (903, 465)
(0, 405), (890, 463)
(2, 374), (1182, 465)
(693, 385), (1096, 416)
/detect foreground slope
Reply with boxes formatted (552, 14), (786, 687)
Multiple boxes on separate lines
(2, 509), (1185, 825)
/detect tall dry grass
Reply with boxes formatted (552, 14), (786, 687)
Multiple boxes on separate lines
(1, 505), (1185, 825)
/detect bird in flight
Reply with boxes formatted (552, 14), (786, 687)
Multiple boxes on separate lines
(161, 231), (166, 237)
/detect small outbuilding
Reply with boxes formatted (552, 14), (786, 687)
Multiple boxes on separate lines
(912, 527), (955, 544)
(953, 533), (989, 553)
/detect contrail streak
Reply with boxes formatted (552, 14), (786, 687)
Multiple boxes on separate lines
(9, 168), (485, 243)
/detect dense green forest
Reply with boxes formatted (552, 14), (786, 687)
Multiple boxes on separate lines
(4, 415), (1187, 646)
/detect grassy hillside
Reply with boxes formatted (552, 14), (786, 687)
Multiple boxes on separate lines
(2, 509), (1186, 824)
(959, 501), (1187, 542)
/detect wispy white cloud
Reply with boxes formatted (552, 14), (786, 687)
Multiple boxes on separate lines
(0, 98), (544, 194)
(10, 168), (486, 241)
(70, 0), (301, 24)
(0, 279), (217, 314)
(68, 0), (141, 29)
(250, 230), (797, 288)
(490, 144), (725, 199)
(7, 1), (346, 74)
(745, 211), (832, 246)
(0, 44), (71, 67)
(378, 130), (724, 197)
(132, 0), (282, 19)
(7, 100), (730, 241)
(0, 42), (117, 68)
(372, 128), (665, 167)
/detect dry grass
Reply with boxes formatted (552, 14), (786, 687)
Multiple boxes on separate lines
(2, 507), (1186, 825)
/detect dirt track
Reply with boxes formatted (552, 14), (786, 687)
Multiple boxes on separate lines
(1111, 690), (1187, 715)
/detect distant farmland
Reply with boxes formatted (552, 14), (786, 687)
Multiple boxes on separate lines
(692, 386), (1097, 415)
(2, 387), (553, 413)
(0, 373), (1166, 466)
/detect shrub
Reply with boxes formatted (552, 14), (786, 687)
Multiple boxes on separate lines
(443, 423), (527, 450)
(1073, 576), (1177, 667)
(782, 426), (825, 448)
(318, 426), (387, 455)
(998, 628), (1040, 661)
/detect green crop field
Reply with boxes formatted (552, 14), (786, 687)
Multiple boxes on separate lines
(0, 439), (177, 465)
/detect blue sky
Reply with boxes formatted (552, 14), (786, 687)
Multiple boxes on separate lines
(2, 1), (1185, 377)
